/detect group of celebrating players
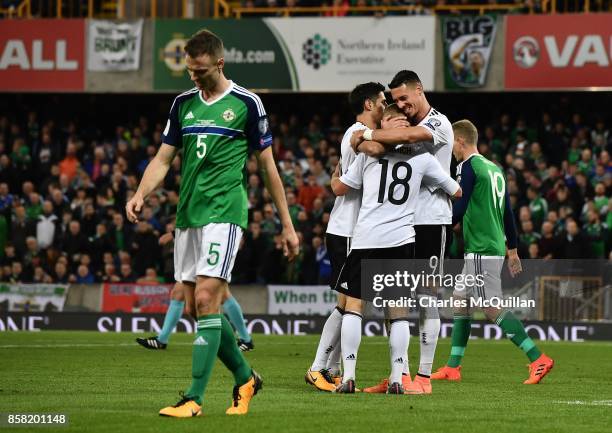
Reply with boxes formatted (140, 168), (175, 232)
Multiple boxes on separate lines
(126, 28), (554, 418)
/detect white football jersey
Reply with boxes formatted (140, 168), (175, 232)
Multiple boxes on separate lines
(340, 147), (460, 249)
(411, 107), (454, 225)
(326, 122), (366, 238)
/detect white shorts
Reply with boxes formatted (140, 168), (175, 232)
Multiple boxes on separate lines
(453, 253), (504, 301)
(174, 223), (243, 283)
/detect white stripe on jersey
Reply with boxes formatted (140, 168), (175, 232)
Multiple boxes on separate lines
(326, 122), (366, 238)
(168, 87), (199, 115)
(234, 84), (266, 116)
(413, 107), (454, 225)
(340, 149), (459, 249)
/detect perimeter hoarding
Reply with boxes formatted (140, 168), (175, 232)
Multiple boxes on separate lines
(505, 13), (612, 89)
(153, 17), (435, 91)
(0, 19), (85, 91)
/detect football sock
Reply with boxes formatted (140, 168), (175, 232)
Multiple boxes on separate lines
(185, 314), (222, 404)
(217, 315), (252, 386)
(418, 295), (440, 377)
(326, 343), (342, 376)
(223, 296), (251, 342)
(389, 320), (410, 384)
(402, 358), (410, 376)
(157, 299), (184, 344)
(496, 310), (542, 362)
(447, 315), (471, 368)
(311, 306), (343, 371)
(341, 312), (362, 383)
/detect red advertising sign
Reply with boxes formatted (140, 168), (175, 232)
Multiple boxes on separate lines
(505, 14), (612, 89)
(102, 283), (173, 313)
(0, 19), (85, 91)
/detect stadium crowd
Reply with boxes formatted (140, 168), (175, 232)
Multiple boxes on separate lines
(0, 93), (609, 286)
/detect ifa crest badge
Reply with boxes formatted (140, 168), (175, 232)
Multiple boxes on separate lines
(222, 108), (235, 122)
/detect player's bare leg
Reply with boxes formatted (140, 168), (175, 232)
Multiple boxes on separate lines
(306, 293), (346, 392)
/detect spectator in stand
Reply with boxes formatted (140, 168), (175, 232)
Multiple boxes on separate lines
(75, 264), (95, 284)
(36, 200), (59, 250)
(298, 174), (324, 212)
(53, 261), (70, 284)
(119, 263), (136, 283)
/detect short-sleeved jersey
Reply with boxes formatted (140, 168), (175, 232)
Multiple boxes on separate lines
(162, 82), (272, 229)
(340, 147), (459, 249)
(456, 154), (507, 256)
(412, 107), (454, 225)
(326, 121), (366, 238)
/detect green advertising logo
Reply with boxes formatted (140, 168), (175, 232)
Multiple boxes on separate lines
(302, 34), (331, 70)
(153, 20), (297, 91)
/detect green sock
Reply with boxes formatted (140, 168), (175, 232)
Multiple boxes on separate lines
(496, 311), (542, 362)
(217, 315), (252, 386)
(447, 315), (471, 368)
(184, 314), (222, 404)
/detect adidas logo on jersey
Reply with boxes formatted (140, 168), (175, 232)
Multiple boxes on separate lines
(184, 111), (195, 120)
(193, 336), (208, 346)
(345, 354), (356, 360)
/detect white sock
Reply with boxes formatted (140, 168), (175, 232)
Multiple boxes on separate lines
(402, 354), (410, 376)
(389, 320), (410, 384)
(325, 341), (342, 376)
(418, 295), (440, 377)
(341, 312), (362, 383)
(310, 307), (343, 371)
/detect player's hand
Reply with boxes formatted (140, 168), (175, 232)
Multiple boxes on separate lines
(159, 232), (174, 246)
(350, 130), (365, 153)
(507, 249), (522, 277)
(381, 115), (410, 130)
(125, 193), (144, 223)
(282, 227), (300, 261)
(332, 163), (340, 178)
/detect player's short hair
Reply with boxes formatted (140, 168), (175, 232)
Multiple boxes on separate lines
(388, 70), (422, 89)
(383, 103), (403, 118)
(452, 119), (478, 146)
(348, 82), (385, 116)
(185, 29), (224, 59)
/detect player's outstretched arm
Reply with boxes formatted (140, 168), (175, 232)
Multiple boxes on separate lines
(256, 147), (299, 261)
(125, 143), (177, 223)
(422, 155), (462, 198)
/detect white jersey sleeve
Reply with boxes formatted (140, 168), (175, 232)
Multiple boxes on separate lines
(414, 107), (454, 225)
(339, 153), (366, 190)
(422, 154), (460, 196)
(326, 122), (366, 237)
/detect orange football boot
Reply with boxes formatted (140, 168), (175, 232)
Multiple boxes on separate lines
(430, 365), (462, 381)
(524, 354), (554, 384)
(405, 375), (431, 394)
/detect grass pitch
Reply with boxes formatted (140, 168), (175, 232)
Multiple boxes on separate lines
(0, 332), (611, 433)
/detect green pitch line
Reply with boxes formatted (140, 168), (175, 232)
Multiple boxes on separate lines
(0, 332), (610, 433)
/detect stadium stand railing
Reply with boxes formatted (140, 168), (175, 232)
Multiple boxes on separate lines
(2, 0), (608, 19)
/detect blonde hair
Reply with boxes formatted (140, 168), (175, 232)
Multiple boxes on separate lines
(383, 103), (404, 118)
(452, 119), (478, 146)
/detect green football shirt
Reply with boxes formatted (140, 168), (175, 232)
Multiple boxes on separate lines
(454, 153), (516, 256)
(162, 82), (272, 229)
